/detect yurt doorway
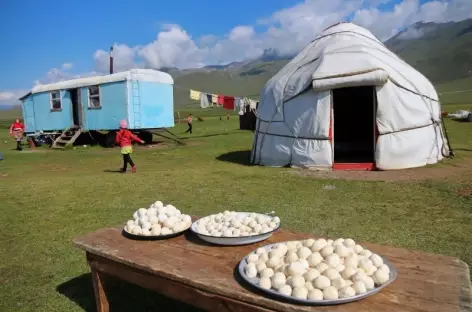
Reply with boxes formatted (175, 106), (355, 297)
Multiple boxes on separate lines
(332, 86), (377, 170)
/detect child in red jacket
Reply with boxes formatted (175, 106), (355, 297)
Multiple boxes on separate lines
(115, 120), (144, 173)
(9, 118), (25, 151)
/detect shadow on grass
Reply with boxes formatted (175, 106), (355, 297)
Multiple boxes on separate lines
(56, 273), (204, 312)
(180, 131), (240, 140)
(216, 150), (252, 166)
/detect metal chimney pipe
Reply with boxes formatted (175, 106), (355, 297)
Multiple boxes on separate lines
(109, 46), (114, 74)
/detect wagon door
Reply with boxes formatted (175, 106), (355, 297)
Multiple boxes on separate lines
(22, 97), (36, 133)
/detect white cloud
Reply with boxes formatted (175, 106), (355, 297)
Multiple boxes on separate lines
(91, 0), (471, 71)
(2, 0), (471, 106)
(0, 90), (29, 106)
(61, 63), (73, 70)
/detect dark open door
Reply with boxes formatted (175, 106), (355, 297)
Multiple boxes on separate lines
(332, 86), (377, 169)
(69, 89), (82, 127)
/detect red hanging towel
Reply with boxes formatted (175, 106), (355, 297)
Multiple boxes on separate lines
(223, 96), (235, 110)
(217, 95), (225, 105)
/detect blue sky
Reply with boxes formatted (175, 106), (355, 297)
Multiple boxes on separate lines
(0, 0), (470, 105)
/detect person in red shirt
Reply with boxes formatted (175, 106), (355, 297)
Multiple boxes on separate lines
(9, 118), (25, 151)
(184, 114), (193, 134)
(115, 119), (144, 173)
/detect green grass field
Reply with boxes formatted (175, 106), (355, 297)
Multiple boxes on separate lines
(0, 101), (472, 311)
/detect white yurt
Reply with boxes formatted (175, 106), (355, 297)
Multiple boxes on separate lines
(251, 22), (452, 171)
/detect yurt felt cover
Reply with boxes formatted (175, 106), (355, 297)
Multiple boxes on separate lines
(251, 22), (449, 170)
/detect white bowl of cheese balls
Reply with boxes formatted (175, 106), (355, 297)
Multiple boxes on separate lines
(123, 201), (193, 240)
(190, 211), (281, 245)
(238, 238), (396, 305)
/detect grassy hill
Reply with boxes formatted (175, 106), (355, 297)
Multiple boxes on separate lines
(385, 19), (472, 84)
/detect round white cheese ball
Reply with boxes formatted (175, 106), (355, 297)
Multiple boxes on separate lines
(161, 227), (172, 235)
(353, 244), (364, 254)
(326, 253), (341, 268)
(331, 278), (346, 290)
(256, 262), (267, 273)
(303, 268), (320, 282)
(334, 245), (350, 258)
(343, 238), (356, 248)
(286, 262), (304, 276)
(344, 255), (358, 268)
(313, 275), (331, 290)
(266, 257), (280, 269)
(287, 275), (305, 288)
(323, 286), (339, 300)
(307, 288), (323, 300)
(278, 284), (292, 296)
(126, 220), (135, 228)
(247, 254), (259, 263)
(285, 251), (299, 263)
(137, 208), (147, 217)
(311, 239), (327, 252)
(303, 238), (316, 248)
(373, 269), (390, 285)
(378, 264), (390, 274)
(258, 277), (272, 290)
(332, 238), (344, 247)
(341, 267), (357, 280)
(363, 276), (375, 290)
(131, 226), (142, 235)
(245, 264), (258, 278)
(306, 252), (323, 267)
(323, 268), (341, 281)
(297, 247), (312, 260)
(339, 286), (356, 298)
(148, 215), (159, 224)
(271, 272), (286, 289)
(352, 281), (367, 294)
(320, 246), (334, 258)
(142, 228), (151, 236)
(150, 226), (161, 236)
(297, 259), (309, 270)
(292, 286), (308, 299)
(305, 281), (314, 291)
(260, 268), (274, 278)
(315, 263), (329, 273)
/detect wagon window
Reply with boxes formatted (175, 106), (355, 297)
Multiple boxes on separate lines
(50, 91), (62, 110)
(88, 85), (101, 108)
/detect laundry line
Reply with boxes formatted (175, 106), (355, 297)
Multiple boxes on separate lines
(172, 83), (259, 113)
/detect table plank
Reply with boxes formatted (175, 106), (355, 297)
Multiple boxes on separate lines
(73, 226), (472, 312)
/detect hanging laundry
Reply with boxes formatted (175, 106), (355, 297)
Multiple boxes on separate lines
(200, 93), (210, 109)
(211, 94), (218, 105)
(190, 89), (200, 100)
(222, 96), (235, 110)
(206, 93), (213, 107)
(217, 95), (225, 105)
(234, 97), (241, 112)
(248, 99), (258, 109)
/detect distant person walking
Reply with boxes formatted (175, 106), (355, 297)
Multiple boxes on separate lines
(115, 120), (144, 173)
(9, 118), (24, 151)
(226, 112), (230, 120)
(185, 114), (193, 134)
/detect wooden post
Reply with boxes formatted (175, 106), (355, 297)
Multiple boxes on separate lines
(177, 112), (180, 124)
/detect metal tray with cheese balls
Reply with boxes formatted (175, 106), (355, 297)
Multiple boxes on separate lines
(122, 201), (193, 240)
(238, 238), (397, 305)
(190, 211), (281, 246)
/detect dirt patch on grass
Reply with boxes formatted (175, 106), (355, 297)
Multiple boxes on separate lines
(287, 159), (472, 182)
(456, 188), (472, 197)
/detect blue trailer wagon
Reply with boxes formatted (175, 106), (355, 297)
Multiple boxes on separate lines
(19, 69), (180, 148)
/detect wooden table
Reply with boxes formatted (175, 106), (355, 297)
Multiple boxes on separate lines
(73, 226), (472, 312)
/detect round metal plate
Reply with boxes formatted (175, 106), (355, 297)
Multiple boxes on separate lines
(190, 212), (281, 246)
(238, 242), (397, 305)
(122, 225), (190, 241)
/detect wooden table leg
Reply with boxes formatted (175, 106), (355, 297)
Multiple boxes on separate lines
(88, 254), (109, 312)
